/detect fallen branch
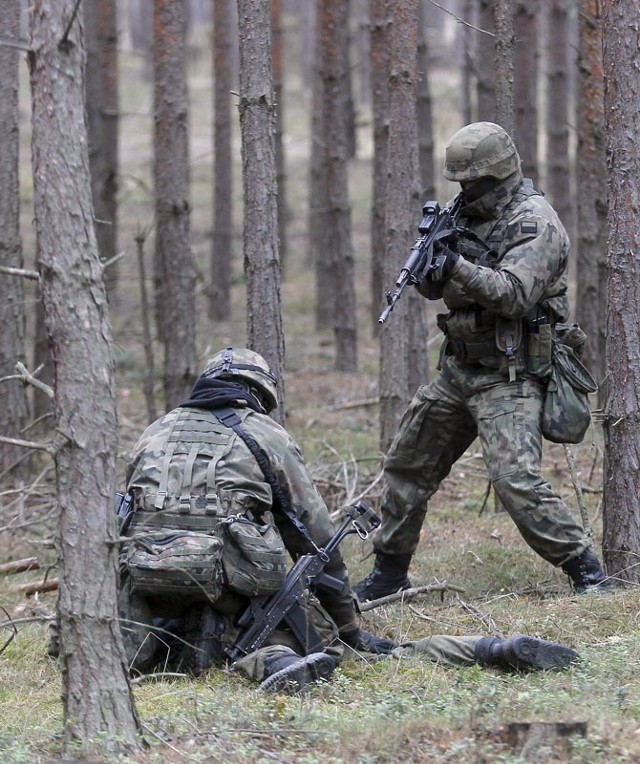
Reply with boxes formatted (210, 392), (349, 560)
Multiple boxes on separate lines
(356, 582), (465, 612)
(0, 557), (40, 575)
(15, 578), (59, 597)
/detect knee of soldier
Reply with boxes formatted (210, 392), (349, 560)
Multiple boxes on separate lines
(491, 470), (548, 506)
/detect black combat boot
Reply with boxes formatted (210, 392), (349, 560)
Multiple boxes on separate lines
(352, 552), (412, 602)
(259, 651), (338, 694)
(475, 635), (579, 671)
(561, 548), (614, 594)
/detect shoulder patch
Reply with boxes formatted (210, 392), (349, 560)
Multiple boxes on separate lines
(520, 221), (538, 235)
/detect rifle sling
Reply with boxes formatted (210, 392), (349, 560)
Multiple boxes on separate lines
(212, 407), (317, 553)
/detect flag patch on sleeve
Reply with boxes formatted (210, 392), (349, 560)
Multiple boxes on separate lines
(520, 221), (538, 234)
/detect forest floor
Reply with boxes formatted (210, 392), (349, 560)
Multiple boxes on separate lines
(2, 24), (640, 764)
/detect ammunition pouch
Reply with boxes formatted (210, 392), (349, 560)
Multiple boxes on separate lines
(221, 515), (288, 597)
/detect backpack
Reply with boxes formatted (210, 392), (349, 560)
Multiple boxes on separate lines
(123, 408), (287, 603)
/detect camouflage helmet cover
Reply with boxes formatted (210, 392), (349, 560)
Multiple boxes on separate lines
(203, 347), (278, 411)
(444, 121), (521, 182)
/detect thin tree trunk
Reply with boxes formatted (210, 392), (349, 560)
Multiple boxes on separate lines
(369, 0), (389, 333)
(153, 0), (197, 409)
(476, 0), (495, 122)
(575, 0), (607, 394)
(379, 0), (420, 450)
(28, 1), (141, 752)
(0, 0), (30, 480)
(272, 0), (288, 272)
(237, 0), (286, 421)
(85, 0), (120, 300)
(493, 0), (515, 135)
(319, 0), (358, 371)
(310, 0), (333, 329)
(601, 0), (640, 583)
(545, 0), (574, 238)
(514, 0), (539, 184)
(210, 0), (235, 321)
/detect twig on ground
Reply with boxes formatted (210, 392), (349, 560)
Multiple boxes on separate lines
(563, 444), (592, 538)
(456, 596), (504, 637)
(357, 582), (466, 612)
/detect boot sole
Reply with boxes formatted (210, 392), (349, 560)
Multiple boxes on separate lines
(260, 653), (336, 693)
(503, 636), (579, 671)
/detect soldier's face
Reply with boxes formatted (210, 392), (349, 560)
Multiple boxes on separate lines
(460, 176), (500, 203)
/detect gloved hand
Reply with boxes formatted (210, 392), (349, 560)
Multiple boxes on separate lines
(427, 240), (459, 282)
(340, 627), (398, 655)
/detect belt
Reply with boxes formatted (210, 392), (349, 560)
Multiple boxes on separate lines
(447, 338), (497, 361)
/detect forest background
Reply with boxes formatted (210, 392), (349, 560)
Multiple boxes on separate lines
(1, 0), (640, 762)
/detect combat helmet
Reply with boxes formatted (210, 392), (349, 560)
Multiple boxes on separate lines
(444, 122), (521, 182)
(203, 346), (278, 412)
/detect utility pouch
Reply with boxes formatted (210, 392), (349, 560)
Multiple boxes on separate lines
(495, 317), (523, 381)
(126, 530), (224, 602)
(526, 321), (553, 378)
(541, 331), (597, 444)
(221, 516), (288, 597)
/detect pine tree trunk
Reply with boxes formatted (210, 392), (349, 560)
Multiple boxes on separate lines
(379, 0), (420, 450)
(514, 1), (539, 184)
(368, 0), (389, 332)
(210, 0), (235, 321)
(0, 0), (30, 480)
(575, 0), (607, 393)
(319, 0), (358, 371)
(28, 1), (141, 752)
(153, 0), (197, 409)
(601, 0), (640, 583)
(237, 0), (286, 421)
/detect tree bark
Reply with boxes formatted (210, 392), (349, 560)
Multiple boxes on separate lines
(318, 0), (358, 371)
(379, 0), (420, 450)
(272, 0), (288, 272)
(545, 0), (574, 240)
(476, 0), (496, 122)
(153, 0), (197, 409)
(85, 0), (120, 300)
(0, 0), (30, 480)
(575, 0), (607, 394)
(601, 0), (640, 583)
(28, 0), (141, 752)
(514, 1), (539, 184)
(493, 0), (515, 136)
(210, 0), (235, 321)
(237, 0), (286, 421)
(368, 0), (389, 332)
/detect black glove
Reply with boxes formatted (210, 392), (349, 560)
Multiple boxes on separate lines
(340, 627), (397, 655)
(428, 240), (459, 282)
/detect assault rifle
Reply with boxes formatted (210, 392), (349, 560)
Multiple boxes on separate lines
(378, 197), (462, 324)
(226, 500), (380, 663)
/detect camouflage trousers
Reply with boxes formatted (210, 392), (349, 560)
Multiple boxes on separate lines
(391, 635), (481, 666)
(374, 356), (589, 567)
(118, 578), (344, 683)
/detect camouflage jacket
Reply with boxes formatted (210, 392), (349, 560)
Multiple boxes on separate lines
(126, 404), (359, 632)
(440, 170), (570, 371)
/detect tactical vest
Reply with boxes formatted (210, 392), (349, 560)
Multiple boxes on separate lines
(125, 407), (291, 601)
(444, 180), (552, 380)
(129, 407), (235, 533)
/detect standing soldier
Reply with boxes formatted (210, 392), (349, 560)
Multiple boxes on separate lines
(355, 122), (613, 602)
